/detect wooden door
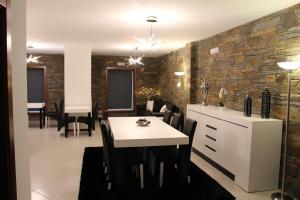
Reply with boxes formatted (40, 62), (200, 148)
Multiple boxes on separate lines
(0, 1), (17, 200)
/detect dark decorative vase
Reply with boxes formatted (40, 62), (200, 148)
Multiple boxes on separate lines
(244, 94), (252, 117)
(261, 87), (271, 119)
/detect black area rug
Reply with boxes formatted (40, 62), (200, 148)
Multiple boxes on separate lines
(78, 147), (235, 200)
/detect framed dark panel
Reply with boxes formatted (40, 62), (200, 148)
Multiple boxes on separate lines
(106, 67), (135, 111)
(27, 66), (46, 104)
(0, 1), (17, 200)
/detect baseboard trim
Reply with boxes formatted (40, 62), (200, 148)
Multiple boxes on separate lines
(192, 147), (235, 181)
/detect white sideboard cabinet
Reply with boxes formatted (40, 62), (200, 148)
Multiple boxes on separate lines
(187, 105), (282, 192)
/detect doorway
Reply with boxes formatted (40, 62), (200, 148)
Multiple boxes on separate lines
(0, 2), (17, 200)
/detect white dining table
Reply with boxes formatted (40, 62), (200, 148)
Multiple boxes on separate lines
(27, 103), (45, 129)
(108, 116), (189, 188)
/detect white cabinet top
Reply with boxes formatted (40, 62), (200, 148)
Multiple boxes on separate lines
(108, 116), (189, 148)
(187, 104), (282, 127)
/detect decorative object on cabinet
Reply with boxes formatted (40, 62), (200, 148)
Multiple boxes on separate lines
(187, 105), (282, 192)
(261, 87), (271, 119)
(243, 94), (252, 117)
(218, 87), (227, 108)
(200, 77), (209, 106)
(271, 61), (300, 200)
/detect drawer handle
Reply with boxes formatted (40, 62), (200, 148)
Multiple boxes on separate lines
(205, 134), (216, 141)
(206, 124), (217, 131)
(205, 145), (216, 152)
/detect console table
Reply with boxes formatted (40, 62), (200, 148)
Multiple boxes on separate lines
(187, 104), (282, 192)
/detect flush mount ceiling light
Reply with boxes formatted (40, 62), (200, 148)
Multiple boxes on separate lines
(26, 46), (42, 64)
(125, 47), (144, 66)
(135, 16), (162, 51)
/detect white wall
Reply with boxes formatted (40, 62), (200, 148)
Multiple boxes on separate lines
(11, 0), (31, 199)
(64, 45), (92, 108)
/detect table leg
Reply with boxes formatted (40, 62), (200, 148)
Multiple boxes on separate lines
(39, 108), (42, 129)
(88, 112), (91, 137)
(64, 113), (69, 138)
(179, 145), (189, 183)
(114, 148), (124, 191)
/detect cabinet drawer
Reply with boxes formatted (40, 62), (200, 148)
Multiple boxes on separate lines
(200, 143), (218, 162)
(203, 134), (217, 150)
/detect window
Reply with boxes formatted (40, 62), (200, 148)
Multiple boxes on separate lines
(106, 68), (135, 111)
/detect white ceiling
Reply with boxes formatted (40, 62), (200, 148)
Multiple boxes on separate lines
(27, 0), (300, 56)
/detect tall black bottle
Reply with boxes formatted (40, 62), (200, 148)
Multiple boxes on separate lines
(244, 94), (252, 117)
(261, 87), (271, 119)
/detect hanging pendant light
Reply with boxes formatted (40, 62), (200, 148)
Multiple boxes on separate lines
(125, 47), (144, 66)
(26, 46), (42, 64)
(135, 16), (162, 51)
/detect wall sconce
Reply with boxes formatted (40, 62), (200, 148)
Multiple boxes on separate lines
(174, 71), (185, 88)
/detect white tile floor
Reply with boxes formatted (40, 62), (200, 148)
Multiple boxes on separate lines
(29, 121), (276, 200)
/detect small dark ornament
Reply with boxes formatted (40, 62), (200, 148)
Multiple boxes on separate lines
(244, 94), (252, 117)
(261, 87), (271, 119)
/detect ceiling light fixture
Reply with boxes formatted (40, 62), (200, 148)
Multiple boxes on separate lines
(135, 16), (162, 51)
(125, 47), (144, 66)
(26, 46), (42, 64)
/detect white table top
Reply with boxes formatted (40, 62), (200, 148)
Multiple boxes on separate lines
(65, 106), (91, 113)
(108, 117), (189, 148)
(27, 103), (45, 109)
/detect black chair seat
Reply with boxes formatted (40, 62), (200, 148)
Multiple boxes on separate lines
(65, 116), (76, 123)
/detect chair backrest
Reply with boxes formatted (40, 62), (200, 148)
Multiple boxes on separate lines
(183, 118), (197, 150)
(59, 99), (64, 115)
(163, 109), (173, 124)
(99, 120), (114, 179)
(170, 112), (183, 130)
(92, 101), (100, 120)
(54, 102), (63, 121)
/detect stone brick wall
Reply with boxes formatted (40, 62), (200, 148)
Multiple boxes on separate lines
(92, 55), (161, 110)
(158, 4), (300, 198)
(159, 44), (192, 115)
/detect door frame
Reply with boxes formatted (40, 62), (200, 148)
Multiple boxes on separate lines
(0, 0), (17, 200)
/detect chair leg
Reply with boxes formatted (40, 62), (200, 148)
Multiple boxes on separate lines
(73, 122), (76, 136)
(159, 162), (164, 187)
(151, 155), (156, 176)
(108, 182), (112, 191)
(187, 175), (191, 184)
(77, 122), (80, 136)
(139, 164), (144, 189)
(135, 165), (139, 178)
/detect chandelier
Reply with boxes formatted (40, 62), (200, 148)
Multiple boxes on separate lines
(125, 47), (144, 66)
(26, 46), (42, 64)
(135, 16), (162, 51)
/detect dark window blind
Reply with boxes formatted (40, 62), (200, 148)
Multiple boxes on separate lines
(27, 68), (44, 103)
(107, 69), (134, 110)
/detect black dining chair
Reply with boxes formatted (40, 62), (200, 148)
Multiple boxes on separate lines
(77, 101), (100, 136)
(54, 100), (76, 137)
(150, 118), (197, 187)
(162, 109), (173, 124)
(99, 119), (145, 190)
(170, 112), (184, 130)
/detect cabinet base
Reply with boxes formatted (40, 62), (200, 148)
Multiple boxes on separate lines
(192, 148), (235, 181)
